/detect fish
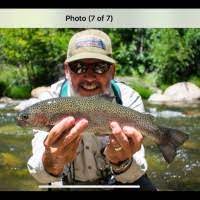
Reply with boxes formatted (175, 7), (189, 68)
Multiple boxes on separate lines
(16, 95), (189, 164)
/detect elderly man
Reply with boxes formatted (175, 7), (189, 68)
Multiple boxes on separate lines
(27, 29), (157, 191)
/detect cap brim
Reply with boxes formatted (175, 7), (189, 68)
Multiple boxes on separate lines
(65, 52), (116, 64)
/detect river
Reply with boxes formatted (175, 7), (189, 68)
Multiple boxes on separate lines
(0, 100), (199, 191)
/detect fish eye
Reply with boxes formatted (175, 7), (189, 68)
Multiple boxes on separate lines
(20, 113), (29, 120)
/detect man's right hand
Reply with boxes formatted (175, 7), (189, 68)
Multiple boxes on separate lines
(42, 116), (88, 176)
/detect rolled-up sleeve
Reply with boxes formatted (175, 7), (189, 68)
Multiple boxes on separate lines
(27, 130), (62, 184)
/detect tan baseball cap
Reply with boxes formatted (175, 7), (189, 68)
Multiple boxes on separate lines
(65, 29), (116, 64)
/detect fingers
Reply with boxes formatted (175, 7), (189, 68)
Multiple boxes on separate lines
(104, 141), (120, 164)
(109, 134), (119, 147)
(62, 135), (83, 161)
(44, 117), (75, 147)
(106, 122), (144, 164)
(61, 119), (88, 149)
(110, 122), (132, 157)
(123, 126), (143, 152)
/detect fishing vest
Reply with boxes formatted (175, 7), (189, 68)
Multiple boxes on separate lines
(59, 79), (122, 105)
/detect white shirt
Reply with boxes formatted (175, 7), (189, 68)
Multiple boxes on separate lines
(27, 79), (148, 184)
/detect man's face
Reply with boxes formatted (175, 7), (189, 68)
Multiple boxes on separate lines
(64, 59), (115, 97)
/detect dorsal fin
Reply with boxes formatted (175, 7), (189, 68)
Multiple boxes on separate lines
(144, 112), (155, 121)
(88, 94), (116, 102)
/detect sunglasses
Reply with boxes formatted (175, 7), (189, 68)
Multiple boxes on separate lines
(68, 61), (111, 74)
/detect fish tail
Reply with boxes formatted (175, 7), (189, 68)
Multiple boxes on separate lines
(158, 126), (189, 163)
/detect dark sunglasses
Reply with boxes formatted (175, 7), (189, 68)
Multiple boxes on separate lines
(68, 61), (111, 74)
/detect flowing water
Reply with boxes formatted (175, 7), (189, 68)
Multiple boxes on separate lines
(0, 100), (199, 191)
(144, 101), (200, 191)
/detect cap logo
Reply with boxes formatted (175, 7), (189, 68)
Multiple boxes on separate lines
(75, 36), (106, 50)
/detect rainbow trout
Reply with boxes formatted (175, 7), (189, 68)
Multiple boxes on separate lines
(17, 96), (189, 163)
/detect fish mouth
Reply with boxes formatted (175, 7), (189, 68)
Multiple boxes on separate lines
(16, 118), (29, 127)
(80, 82), (100, 91)
(16, 112), (30, 127)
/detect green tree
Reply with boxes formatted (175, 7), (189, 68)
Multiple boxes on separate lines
(183, 29), (200, 77)
(149, 29), (194, 85)
(104, 29), (153, 76)
(0, 29), (75, 87)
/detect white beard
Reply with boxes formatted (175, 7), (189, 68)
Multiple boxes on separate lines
(67, 78), (113, 98)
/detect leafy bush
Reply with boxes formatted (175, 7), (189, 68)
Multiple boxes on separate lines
(0, 29), (75, 87)
(104, 29), (153, 76)
(183, 29), (200, 78)
(132, 84), (153, 99)
(149, 29), (192, 85)
(189, 75), (200, 87)
(128, 80), (153, 99)
(5, 85), (32, 99)
(0, 65), (31, 99)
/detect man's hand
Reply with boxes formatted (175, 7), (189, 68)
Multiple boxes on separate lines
(104, 121), (143, 165)
(42, 116), (88, 176)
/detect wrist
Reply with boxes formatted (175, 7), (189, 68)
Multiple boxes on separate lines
(110, 158), (133, 175)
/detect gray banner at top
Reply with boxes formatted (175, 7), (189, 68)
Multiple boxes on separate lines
(0, 9), (200, 28)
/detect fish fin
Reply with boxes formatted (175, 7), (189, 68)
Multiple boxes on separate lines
(91, 94), (116, 102)
(100, 94), (116, 102)
(158, 143), (176, 164)
(158, 126), (189, 163)
(144, 112), (155, 121)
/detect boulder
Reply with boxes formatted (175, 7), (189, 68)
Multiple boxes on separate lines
(163, 82), (200, 101)
(31, 86), (51, 98)
(0, 96), (14, 104)
(14, 86), (51, 111)
(148, 82), (200, 103)
(148, 93), (172, 103)
(14, 98), (40, 111)
(0, 96), (22, 107)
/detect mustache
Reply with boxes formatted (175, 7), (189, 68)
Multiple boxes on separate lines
(79, 81), (102, 88)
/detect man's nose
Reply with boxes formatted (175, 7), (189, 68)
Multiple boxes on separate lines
(83, 67), (97, 79)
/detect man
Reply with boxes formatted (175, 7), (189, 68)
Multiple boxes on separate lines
(27, 29), (157, 191)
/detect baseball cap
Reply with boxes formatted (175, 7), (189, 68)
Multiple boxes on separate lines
(65, 29), (116, 64)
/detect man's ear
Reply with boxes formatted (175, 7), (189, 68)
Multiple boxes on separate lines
(110, 64), (116, 79)
(64, 61), (70, 79)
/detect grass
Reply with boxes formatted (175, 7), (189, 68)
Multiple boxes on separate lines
(117, 72), (158, 99)
(188, 75), (200, 87)
(0, 64), (31, 99)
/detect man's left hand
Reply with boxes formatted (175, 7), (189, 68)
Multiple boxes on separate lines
(104, 121), (143, 164)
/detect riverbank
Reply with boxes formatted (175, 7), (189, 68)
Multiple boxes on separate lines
(0, 99), (199, 190)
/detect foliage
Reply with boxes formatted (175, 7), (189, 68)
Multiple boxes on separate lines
(106, 28), (200, 87)
(5, 85), (32, 99)
(0, 29), (75, 87)
(183, 29), (200, 77)
(149, 29), (193, 85)
(0, 64), (31, 98)
(0, 28), (200, 99)
(188, 75), (200, 88)
(127, 78), (154, 99)
(104, 29), (153, 76)
(131, 82), (153, 99)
